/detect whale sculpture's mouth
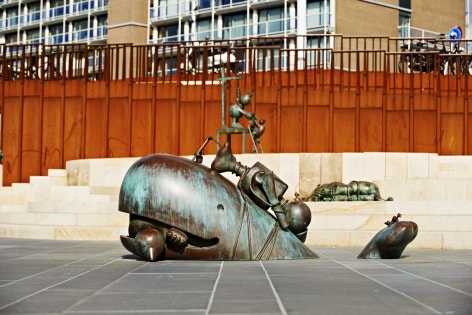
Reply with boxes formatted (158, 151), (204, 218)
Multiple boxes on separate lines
(129, 214), (220, 248)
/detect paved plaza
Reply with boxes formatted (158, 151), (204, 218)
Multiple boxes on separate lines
(0, 237), (471, 315)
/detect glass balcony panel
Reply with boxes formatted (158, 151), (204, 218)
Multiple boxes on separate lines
(51, 34), (64, 44)
(51, 7), (65, 18)
(222, 25), (246, 39)
(26, 11), (41, 23)
(217, 0), (245, 7)
(97, 25), (107, 37)
(160, 2), (179, 18)
(257, 22), (267, 36)
(196, 30), (211, 41)
(306, 12), (331, 28)
(72, 29), (89, 41)
(73, 1), (89, 13)
(267, 19), (283, 33)
(97, 0), (108, 8)
(6, 16), (19, 28)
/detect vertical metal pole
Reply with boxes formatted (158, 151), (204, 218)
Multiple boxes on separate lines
(221, 68), (226, 127)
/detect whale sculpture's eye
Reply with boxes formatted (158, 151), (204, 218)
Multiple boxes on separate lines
(217, 204), (224, 211)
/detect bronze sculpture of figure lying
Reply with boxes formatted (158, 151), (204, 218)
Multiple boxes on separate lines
(358, 213), (418, 259)
(119, 138), (317, 261)
(310, 181), (393, 201)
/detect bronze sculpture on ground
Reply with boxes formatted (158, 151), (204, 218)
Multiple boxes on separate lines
(358, 213), (418, 259)
(310, 181), (393, 201)
(119, 138), (317, 261)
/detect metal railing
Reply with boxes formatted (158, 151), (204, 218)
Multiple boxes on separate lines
(1, 35), (472, 86)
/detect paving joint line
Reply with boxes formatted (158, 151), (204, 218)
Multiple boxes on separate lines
(316, 251), (443, 315)
(260, 261), (288, 315)
(0, 257), (125, 312)
(373, 259), (472, 298)
(205, 260), (224, 315)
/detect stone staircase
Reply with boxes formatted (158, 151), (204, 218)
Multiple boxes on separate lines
(0, 153), (471, 249)
(0, 168), (128, 240)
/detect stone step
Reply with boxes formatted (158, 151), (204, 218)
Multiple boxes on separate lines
(0, 211), (128, 227)
(0, 224), (125, 241)
(310, 212), (472, 233)
(26, 200), (119, 214)
(0, 204), (27, 213)
(0, 187), (28, 208)
(374, 179), (472, 201)
(307, 200), (472, 215)
(306, 201), (472, 250)
(307, 229), (472, 250)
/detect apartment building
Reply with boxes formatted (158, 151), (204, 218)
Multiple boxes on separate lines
(0, 0), (467, 47)
(0, 0), (108, 44)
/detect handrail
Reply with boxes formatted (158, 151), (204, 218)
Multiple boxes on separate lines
(1, 35), (472, 85)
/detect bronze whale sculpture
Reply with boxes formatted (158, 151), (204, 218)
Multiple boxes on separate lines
(119, 139), (318, 261)
(358, 213), (418, 259)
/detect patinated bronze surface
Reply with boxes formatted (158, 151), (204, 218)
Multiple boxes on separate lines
(227, 86), (266, 151)
(119, 140), (317, 261)
(358, 213), (418, 259)
(310, 181), (393, 201)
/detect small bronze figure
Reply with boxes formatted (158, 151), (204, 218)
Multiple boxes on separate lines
(358, 213), (418, 259)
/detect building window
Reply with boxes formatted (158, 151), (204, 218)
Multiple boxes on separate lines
(196, 18), (213, 40)
(199, 0), (212, 10)
(73, 0), (90, 13)
(73, 20), (89, 41)
(218, 0), (245, 7)
(399, 13), (410, 37)
(49, 24), (64, 44)
(26, 29), (41, 43)
(158, 0), (180, 17)
(223, 13), (248, 39)
(49, 0), (65, 19)
(160, 25), (179, 41)
(399, 0), (411, 9)
(399, 0), (411, 37)
(51, 0), (65, 5)
(26, 2), (41, 23)
(6, 7), (19, 28)
(97, 15), (108, 38)
(307, 0), (330, 29)
(5, 32), (18, 44)
(258, 7), (284, 36)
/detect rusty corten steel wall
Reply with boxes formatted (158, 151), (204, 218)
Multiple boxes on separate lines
(1, 70), (471, 186)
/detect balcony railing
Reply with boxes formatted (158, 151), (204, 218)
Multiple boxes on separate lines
(1, 36), (472, 88)
(43, 7), (67, 21)
(3, 16), (19, 30)
(256, 18), (288, 36)
(72, 0), (90, 13)
(25, 11), (41, 24)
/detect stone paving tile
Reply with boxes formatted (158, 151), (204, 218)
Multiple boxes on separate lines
(0, 238), (471, 315)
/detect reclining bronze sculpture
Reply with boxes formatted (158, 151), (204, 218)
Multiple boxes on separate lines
(119, 138), (317, 261)
(310, 181), (393, 201)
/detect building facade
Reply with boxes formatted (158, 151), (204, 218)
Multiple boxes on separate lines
(0, 0), (467, 46)
(0, 0), (108, 44)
